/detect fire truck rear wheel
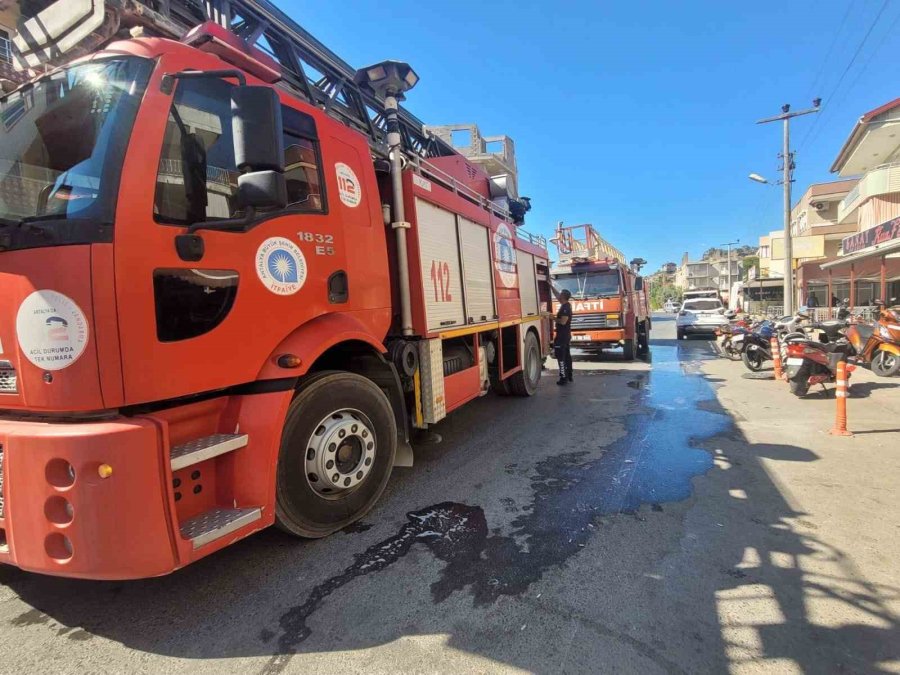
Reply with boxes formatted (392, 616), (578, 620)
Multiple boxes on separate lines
(622, 337), (636, 361)
(637, 321), (650, 355)
(275, 371), (397, 538)
(509, 331), (541, 396)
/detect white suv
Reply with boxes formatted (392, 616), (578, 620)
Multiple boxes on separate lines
(676, 298), (729, 340)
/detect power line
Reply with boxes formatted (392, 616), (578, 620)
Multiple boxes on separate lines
(796, 0), (890, 152)
(802, 3), (900, 152)
(803, 0), (859, 103)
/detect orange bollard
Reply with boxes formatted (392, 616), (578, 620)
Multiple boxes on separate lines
(770, 336), (783, 380)
(829, 360), (853, 437)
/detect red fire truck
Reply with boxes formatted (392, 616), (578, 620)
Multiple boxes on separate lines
(550, 223), (650, 360)
(0, 0), (551, 579)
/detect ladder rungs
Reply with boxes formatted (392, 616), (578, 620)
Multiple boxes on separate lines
(180, 507), (261, 549)
(170, 433), (248, 471)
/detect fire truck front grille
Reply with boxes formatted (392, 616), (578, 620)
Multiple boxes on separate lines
(571, 313), (608, 330)
(0, 361), (16, 394)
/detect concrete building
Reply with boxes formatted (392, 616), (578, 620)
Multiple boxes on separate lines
(813, 97), (900, 312)
(675, 252), (743, 298)
(755, 179), (859, 310)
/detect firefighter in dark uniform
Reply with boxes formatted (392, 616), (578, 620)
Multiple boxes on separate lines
(552, 288), (573, 385)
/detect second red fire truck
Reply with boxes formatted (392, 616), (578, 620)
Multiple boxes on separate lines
(550, 223), (650, 360)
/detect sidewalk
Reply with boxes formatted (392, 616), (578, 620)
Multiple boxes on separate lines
(698, 354), (900, 672)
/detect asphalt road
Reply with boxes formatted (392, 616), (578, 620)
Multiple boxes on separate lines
(1, 315), (897, 674)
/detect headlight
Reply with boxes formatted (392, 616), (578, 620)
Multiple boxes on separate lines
(606, 319), (620, 327)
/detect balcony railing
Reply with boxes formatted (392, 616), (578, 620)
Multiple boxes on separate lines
(837, 161), (900, 224)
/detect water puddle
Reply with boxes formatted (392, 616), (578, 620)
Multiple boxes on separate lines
(262, 345), (728, 670)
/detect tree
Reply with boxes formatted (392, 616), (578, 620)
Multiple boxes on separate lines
(649, 282), (683, 310)
(741, 256), (759, 280)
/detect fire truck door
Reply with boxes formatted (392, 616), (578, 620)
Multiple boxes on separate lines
(113, 71), (335, 403)
(458, 217), (496, 324)
(517, 249), (539, 317)
(416, 198), (465, 331)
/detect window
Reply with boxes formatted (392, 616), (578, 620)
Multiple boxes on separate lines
(154, 79), (324, 225)
(282, 106), (325, 212)
(0, 29), (11, 66)
(552, 271), (620, 299)
(683, 300), (722, 311)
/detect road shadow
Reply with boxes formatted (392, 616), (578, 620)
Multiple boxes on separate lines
(1, 347), (897, 673)
(849, 381), (900, 398)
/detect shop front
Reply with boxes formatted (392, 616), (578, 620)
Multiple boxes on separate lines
(800, 217), (900, 319)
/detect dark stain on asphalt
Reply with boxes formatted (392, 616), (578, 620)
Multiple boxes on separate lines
(262, 346), (727, 672)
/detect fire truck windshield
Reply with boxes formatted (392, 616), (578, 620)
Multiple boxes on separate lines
(0, 57), (152, 249)
(553, 271), (620, 299)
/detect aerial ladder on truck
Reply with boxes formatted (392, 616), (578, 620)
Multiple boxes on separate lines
(0, 0), (551, 579)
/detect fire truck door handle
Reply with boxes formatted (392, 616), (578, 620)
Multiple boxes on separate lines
(328, 270), (349, 303)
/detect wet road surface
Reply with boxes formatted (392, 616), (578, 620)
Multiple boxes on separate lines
(1, 315), (897, 673)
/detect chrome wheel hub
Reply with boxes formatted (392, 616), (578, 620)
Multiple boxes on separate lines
(305, 409), (376, 497)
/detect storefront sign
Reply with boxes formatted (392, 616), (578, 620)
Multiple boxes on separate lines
(841, 216), (900, 255)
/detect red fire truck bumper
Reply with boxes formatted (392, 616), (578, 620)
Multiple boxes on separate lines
(0, 417), (177, 579)
(570, 329), (626, 346)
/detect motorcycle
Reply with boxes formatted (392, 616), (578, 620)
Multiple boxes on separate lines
(715, 317), (752, 361)
(739, 320), (776, 371)
(845, 300), (900, 377)
(783, 337), (855, 397)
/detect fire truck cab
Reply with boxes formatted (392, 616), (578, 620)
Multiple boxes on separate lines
(550, 224), (650, 360)
(0, 0), (550, 579)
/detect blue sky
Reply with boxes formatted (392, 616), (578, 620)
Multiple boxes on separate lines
(286, 0), (900, 270)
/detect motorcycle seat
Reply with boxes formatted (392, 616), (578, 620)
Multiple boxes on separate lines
(822, 341), (853, 355)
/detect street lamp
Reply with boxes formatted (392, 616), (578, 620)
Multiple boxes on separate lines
(748, 173), (769, 184)
(354, 60), (419, 336)
(755, 99), (821, 315)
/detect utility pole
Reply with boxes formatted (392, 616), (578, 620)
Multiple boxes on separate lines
(756, 100), (820, 315)
(721, 239), (739, 308)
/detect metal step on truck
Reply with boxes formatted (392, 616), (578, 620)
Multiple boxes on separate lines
(0, 0), (552, 579)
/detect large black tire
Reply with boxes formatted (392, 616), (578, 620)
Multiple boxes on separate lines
(788, 367), (811, 398)
(676, 328), (685, 341)
(509, 330), (541, 396)
(491, 374), (511, 396)
(275, 371), (397, 538)
(637, 321), (650, 356)
(622, 337), (636, 361)
(742, 346), (765, 372)
(872, 350), (900, 377)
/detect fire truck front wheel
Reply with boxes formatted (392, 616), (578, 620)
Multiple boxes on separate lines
(275, 371), (397, 538)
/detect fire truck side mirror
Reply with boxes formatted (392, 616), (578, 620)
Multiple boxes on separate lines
(231, 86), (284, 172)
(634, 277), (644, 291)
(231, 86), (287, 211)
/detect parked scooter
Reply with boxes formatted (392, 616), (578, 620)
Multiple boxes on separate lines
(783, 336), (854, 397)
(715, 314), (752, 361)
(845, 299), (900, 377)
